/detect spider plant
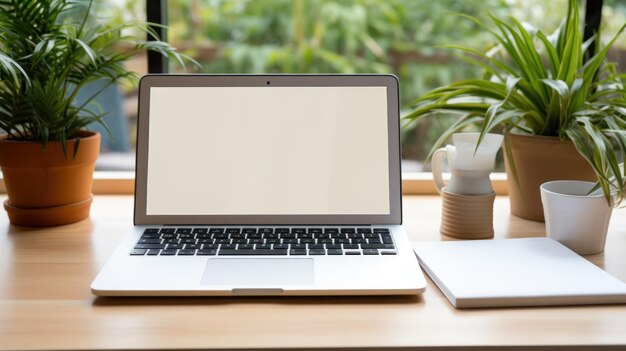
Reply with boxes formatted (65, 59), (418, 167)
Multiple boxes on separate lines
(0, 0), (196, 154)
(403, 0), (626, 206)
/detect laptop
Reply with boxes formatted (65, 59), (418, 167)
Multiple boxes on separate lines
(91, 74), (426, 296)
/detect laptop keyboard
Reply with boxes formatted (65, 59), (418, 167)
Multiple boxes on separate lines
(130, 227), (396, 256)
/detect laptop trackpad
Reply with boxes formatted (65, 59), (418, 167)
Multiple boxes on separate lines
(201, 258), (314, 285)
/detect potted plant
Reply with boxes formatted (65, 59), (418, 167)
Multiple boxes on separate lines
(403, 0), (626, 221)
(0, 0), (193, 226)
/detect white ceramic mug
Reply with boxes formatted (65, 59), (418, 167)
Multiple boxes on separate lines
(540, 180), (613, 255)
(432, 133), (503, 195)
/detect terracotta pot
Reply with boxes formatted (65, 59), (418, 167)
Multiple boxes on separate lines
(0, 131), (100, 226)
(504, 132), (596, 222)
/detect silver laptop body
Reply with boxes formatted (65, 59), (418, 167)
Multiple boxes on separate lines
(91, 74), (426, 296)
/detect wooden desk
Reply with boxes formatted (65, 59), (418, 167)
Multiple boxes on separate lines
(1, 195), (626, 350)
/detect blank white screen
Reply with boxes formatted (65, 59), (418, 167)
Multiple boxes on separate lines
(146, 86), (390, 215)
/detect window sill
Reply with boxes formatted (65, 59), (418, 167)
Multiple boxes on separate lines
(1, 172), (509, 195)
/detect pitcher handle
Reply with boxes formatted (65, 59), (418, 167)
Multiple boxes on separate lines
(432, 147), (447, 194)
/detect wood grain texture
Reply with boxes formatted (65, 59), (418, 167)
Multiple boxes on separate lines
(1, 195), (625, 350)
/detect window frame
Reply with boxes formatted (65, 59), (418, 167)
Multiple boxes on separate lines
(0, 172), (508, 195)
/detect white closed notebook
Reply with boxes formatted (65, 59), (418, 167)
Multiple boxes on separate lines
(413, 238), (626, 308)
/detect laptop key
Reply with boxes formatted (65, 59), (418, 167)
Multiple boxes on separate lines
(345, 251), (361, 255)
(341, 228), (356, 233)
(351, 238), (368, 244)
(363, 249), (379, 255)
(202, 244), (219, 250)
(160, 249), (177, 255)
(219, 249), (287, 255)
(256, 244), (272, 250)
(326, 244), (342, 250)
(308, 249), (326, 255)
(309, 244), (324, 250)
(130, 249), (147, 255)
(324, 228), (339, 234)
(144, 228), (160, 234)
(141, 234), (160, 239)
(185, 244), (201, 250)
(357, 228), (373, 233)
(160, 228), (175, 234)
(146, 249), (161, 255)
(327, 249), (343, 255)
(382, 237), (394, 244)
(166, 244), (184, 250)
(176, 228), (192, 234)
(374, 228), (390, 233)
(381, 251), (397, 255)
(209, 228), (225, 234)
(138, 239), (162, 244)
(193, 228), (208, 234)
(342, 244), (359, 250)
(178, 249), (196, 255)
(221, 244), (237, 250)
(292, 243), (307, 250)
(135, 244), (166, 250)
(300, 238), (315, 244)
(361, 244), (395, 250)
(274, 244), (289, 250)
(289, 249), (307, 255)
(197, 249), (218, 255)
(364, 233), (379, 239)
(238, 244), (254, 250)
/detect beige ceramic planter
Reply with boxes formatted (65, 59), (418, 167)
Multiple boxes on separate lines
(504, 133), (596, 222)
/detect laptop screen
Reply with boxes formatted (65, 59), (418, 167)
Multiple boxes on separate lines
(145, 86), (390, 216)
(134, 75), (401, 225)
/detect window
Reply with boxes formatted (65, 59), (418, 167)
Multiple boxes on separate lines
(98, 0), (603, 175)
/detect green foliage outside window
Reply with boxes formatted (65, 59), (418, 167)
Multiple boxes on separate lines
(111, 0), (626, 169)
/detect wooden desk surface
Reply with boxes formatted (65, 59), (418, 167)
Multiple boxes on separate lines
(1, 195), (626, 350)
